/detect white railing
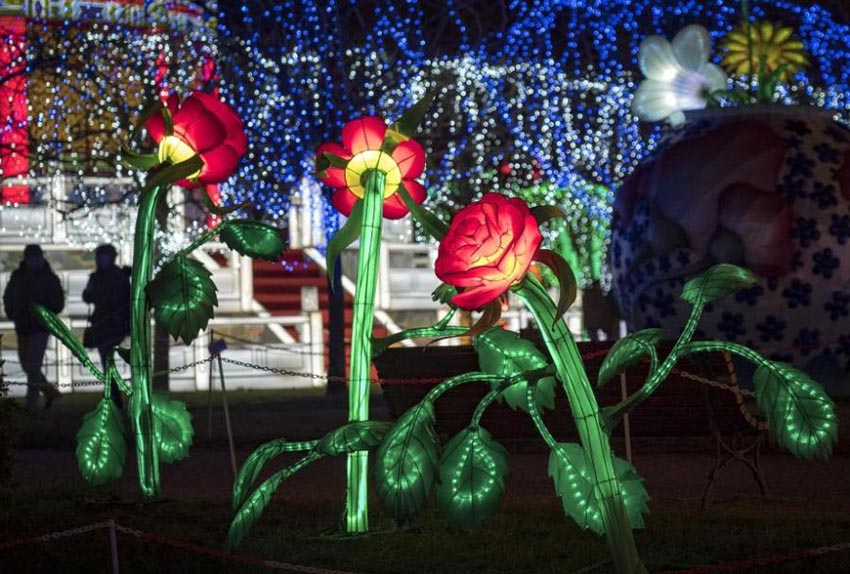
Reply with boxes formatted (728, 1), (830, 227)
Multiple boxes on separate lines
(0, 312), (324, 396)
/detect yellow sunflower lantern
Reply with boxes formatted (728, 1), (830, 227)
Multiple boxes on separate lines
(720, 21), (809, 82)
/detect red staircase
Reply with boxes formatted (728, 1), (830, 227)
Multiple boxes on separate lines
(252, 249), (388, 371)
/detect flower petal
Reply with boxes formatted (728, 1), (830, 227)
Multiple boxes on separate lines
(672, 25), (711, 72)
(392, 140), (426, 179)
(383, 180), (427, 220)
(639, 35), (681, 81)
(450, 283), (509, 311)
(341, 116), (387, 154)
(632, 79), (680, 123)
(316, 142), (351, 187)
(331, 188), (358, 217)
(198, 144), (240, 184)
(701, 63), (728, 93)
(145, 114), (165, 143)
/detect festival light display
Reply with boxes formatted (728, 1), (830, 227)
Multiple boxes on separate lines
(2, 1), (849, 266)
(218, 0), (850, 249)
(228, 167), (837, 574)
(33, 90), (285, 498)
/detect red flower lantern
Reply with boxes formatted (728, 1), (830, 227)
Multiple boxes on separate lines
(145, 91), (247, 187)
(316, 116), (427, 220)
(435, 193), (543, 310)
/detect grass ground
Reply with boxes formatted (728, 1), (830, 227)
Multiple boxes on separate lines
(4, 390), (850, 573)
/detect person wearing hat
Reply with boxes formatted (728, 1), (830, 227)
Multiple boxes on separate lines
(3, 245), (64, 410)
(82, 244), (131, 408)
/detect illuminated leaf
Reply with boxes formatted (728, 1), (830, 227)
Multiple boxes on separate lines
(315, 421), (392, 457)
(475, 328), (556, 412)
(226, 452), (322, 550)
(147, 255), (218, 345)
(75, 398), (126, 486)
(219, 219), (285, 261)
(597, 328), (665, 388)
(374, 401), (441, 525)
(143, 155), (203, 191)
(326, 199), (362, 281)
(387, 91), (436, 143)
(549, 443), (649, 535)
(533, 249), (578, 321)
(232, 438), (318, 511)
(530, 205), (567, 227)
(435, 426), (509, 529)
(681, 264), (757, 307)
(753, 361), (837, 460)
(32, 304), (103, 381)
(121, 147), (159, 170)
(397, 183), (448, 240)
(150, 393), (194, 464)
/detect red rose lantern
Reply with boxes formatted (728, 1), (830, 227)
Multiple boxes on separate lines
(435, 193), (543, 310)
(145, 91), (247, 187)
(316, 116), (427, 220)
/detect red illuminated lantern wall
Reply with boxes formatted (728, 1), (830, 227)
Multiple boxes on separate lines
(0, 15), (29, 204)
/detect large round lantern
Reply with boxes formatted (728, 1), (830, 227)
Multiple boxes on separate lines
(610, 106), (850, 394)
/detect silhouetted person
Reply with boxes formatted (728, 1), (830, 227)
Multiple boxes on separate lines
(3, 245), (64, 410)
(83, 244), (130, 408)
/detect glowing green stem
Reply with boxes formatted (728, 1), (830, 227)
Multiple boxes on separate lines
(526, 382), (558, 449)
(423, 372), (504, 404)
(470, 389), (502, 427)
(605, 304), (702, 428)
(129, 184), (165, 498)
(515, 275), (646, 574)
(345, 169), (385, 533)
(680, 340), (768, 366)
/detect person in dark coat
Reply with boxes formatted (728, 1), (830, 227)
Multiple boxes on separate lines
(83, 244), (130, 408)
(3, 245), (64, 410)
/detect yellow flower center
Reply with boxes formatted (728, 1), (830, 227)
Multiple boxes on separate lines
(344, 149), (402, 199)
(158, 135), (202, 179)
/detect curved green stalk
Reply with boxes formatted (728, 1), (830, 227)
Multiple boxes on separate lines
(423, 371), (504, 404)
(514, 275), (646, 574)
(345, 169), (386, 532)
(470, 389), (503, 427)
(129, 184), (166, 498)
(679, 340), (767, 365)
(526, 382), (557, 449)
(604, 304), (702, 428)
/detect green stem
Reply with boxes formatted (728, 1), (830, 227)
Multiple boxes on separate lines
(345, 169), (386, 533)
(526, 382), (558, 449)
(423, 371), (504, 404)
(514, 276), (646, 574)
(372, 322), (468, 359)
(180, 222), (227, 256)
(605, 304), (702, 428)
(471, 389), (502, 427)
(680, 340), (768, 366)
(130, 185), (166, 498)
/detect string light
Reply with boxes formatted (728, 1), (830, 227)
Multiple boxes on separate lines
(1, 0), (849, 261)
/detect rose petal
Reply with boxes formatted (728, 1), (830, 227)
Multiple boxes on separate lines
(191, 92), (247, 155)
(341, 116), (387, 154)
(331, 188), (358, 217)
(450, 283), (510, 311)
(145, 114), (165, 143)
(392, 140), (426, 179)
(176, 108), (227, 153)
(198, 144), (240, 184)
